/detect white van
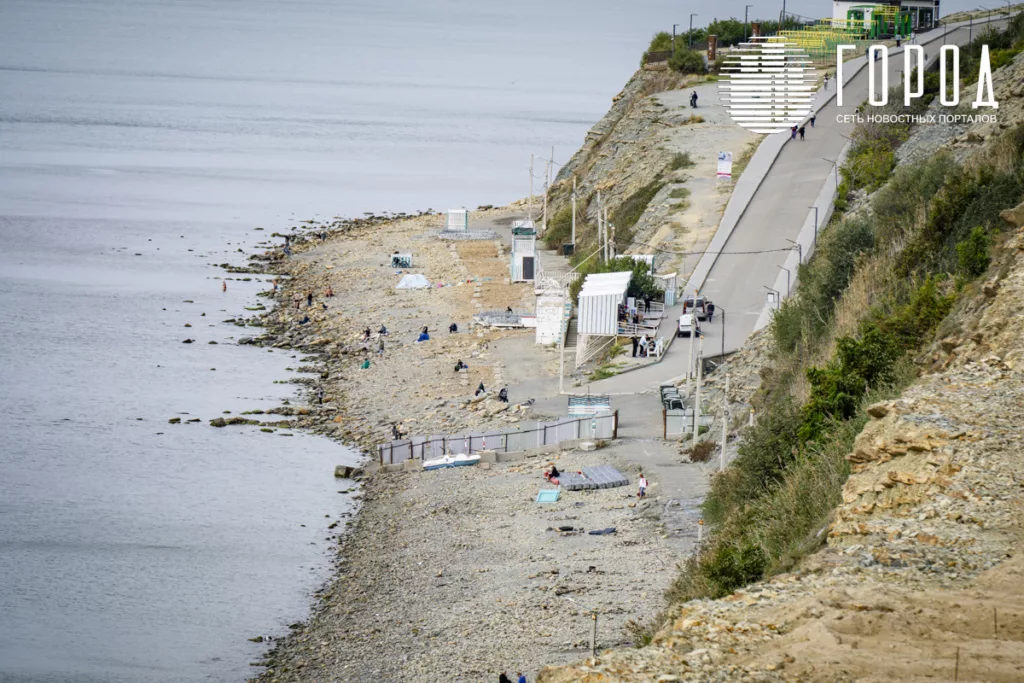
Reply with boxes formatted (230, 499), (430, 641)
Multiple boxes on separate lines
(677, 313), (701, 337)
(682, 296), (707, 320)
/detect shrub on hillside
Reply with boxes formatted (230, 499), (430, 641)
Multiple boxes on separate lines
(668, 49), (706, 74)
(956, 226), (991, 278)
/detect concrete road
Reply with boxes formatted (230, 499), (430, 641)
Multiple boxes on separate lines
(700, 19), (1004, 356)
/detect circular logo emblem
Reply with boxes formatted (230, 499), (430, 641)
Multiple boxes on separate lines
(719, 38), (816, 134)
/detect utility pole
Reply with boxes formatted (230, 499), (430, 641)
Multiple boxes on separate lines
(686, 321), (695, 392)
(689, 14), (698, 47)
(596, 191), (603, 262)
(604, 207), (611, 262)
(571, 176), (577, 247)
(542, 158), (550, 234)
(780, 0), (786, 28)
(745, 5), (753, 42)
(528, 154), (534, 221)
(720, 308), (725, 358)
(692, 334), (703, 448)
(672, 23), (679, 56)
(721, 372), (729, 472)
(558, 310), (565, 394)
(610, 222), (616, 259)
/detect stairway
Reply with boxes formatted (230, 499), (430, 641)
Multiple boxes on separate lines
(564, 317), (578, 350)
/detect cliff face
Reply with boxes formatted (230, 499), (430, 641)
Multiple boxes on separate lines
(537, 50), (1024, 683)
(538, 219), (1024, 682)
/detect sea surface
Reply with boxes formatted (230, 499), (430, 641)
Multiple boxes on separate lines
(3, 0), (976, 681)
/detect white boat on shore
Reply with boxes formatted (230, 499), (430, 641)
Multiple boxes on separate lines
(422, 453), (481, 470)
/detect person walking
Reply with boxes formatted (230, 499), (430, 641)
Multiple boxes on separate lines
(798, 125), (806, 141)
(790, 125), (798, 140)
(823, 73), (829, 90)
(707, 301), (715, 322)
(637, 472), (648, 499)
(317, 387), (324, 405)
(631, 335), (639, 358)
(222, 280), (227, 292)
(810, 113), (816, 128)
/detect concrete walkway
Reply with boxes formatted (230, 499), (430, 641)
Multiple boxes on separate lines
(700, 20), (1005, 356)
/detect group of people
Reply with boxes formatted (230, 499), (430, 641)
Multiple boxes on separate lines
(789, 112), (816, 141)
(630, 333), (653, 358)
(474, 381), (509, 403)
(498, 673), (526, 683)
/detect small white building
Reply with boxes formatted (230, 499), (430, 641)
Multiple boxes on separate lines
(534, 290), (569, 344)
(831, 1), (937, 32)
(577, 272), (631, 336)
(510, 225), (537, 282)
(446, 209), (468, 232)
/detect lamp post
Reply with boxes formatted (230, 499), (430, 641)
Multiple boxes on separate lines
(777, 265), (791, 297)
(807, 205), (818, 248)
(718, 307), (725, 358)
(745, 5), (754, 42)
(689, 14), (698, 47)
(822, 157), (839, 188)
(673, 23), (679, 56)
(785, 238), (802, 264)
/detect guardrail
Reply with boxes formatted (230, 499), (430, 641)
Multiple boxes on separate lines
(376, 411), (619, 465)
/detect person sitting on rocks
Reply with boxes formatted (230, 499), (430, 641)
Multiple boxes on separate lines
(545, 464), (560, 481)
(498, 387), (508, 403)
(449, 322), (458, 333)
(506, 306), (513, 314)
(454, 359), (467, 372)
(475, 381), (486, 397)
(417, 329), (430, 342)
(378, 324), (388, 336)
(325, 285), (334, 297)
(361, 327), (371, 341)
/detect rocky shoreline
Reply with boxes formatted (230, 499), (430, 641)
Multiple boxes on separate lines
(225, 206), (694, 682)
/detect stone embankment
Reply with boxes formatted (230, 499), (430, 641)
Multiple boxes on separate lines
(537, 218), (1024, 682)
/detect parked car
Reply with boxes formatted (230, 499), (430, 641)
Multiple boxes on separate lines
(677, 313), (701, 337)
(682, 295), (708, 320)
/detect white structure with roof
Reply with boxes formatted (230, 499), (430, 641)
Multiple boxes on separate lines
(510, 230), (536, 282)
(576, 271), (632, 366)
(446, 209), (468, 232)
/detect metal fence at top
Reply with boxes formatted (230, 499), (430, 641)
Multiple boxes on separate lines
(376, 411), (618, 466)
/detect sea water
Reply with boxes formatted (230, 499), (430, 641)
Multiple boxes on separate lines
(0, 0), (681, 680)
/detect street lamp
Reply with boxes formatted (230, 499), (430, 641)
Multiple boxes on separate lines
(717, 307), (726, 358)
(745, 5), (754, 42)
(822, 157), (839, 187)
(807, 205), (819, 248)
(689, 14), (698, 47)
(785, 238), (802, 264)
(673, 24), (679, 56)
(777, 265), (791, 296)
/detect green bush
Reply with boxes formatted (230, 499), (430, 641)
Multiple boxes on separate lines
(668, 49), (706, 74)
(956, 226), (991, 278)
(669, 187), (691, 200)
(669, 152), (695, 170)
(542, 204), (574, 250)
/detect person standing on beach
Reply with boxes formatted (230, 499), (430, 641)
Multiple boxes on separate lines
(317, 387), (324, 405)
(377, 335), (385, 357)
(293, 294), (301, 310)
(638, 473), (648, 499)
(222, 281), (227, 292)
(306, 291), (313, 307)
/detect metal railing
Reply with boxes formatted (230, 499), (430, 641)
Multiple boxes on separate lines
(376, 411), (619, 465)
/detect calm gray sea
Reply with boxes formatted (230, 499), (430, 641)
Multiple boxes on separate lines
(4, 0), (971, 681)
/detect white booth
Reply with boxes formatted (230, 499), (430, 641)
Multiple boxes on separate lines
(577, 272), (631, 336)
